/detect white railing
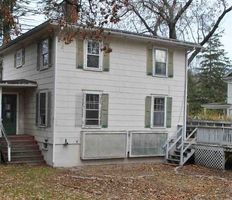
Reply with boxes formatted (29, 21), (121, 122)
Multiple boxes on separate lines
(197, 127), (232, 146)
(0, 122), (11, 162)
(164, 127), (183, 160)
(164, 126), (197, 166)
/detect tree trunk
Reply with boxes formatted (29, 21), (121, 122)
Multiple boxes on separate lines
(168, 23), (177, 39)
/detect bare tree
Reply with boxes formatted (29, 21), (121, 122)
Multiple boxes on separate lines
(116, 0), (232, 64)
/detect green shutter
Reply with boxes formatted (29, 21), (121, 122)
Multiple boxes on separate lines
(14, 52), (16, 68)
(35, 93), (39, 126)
(166, 97), (172, 128)
(101, 94), (109, 128)
(145, 96), (152, 128)
(22, 48), (25, 65)
(168, 50), (174, 77)
(77, 39), (84, 69)
(47, 91), (52, 127)
(48, 37), (53, 68)
(37, 43), (41, 71)
(103, 42), (110, 71)
(146, 45), (153, 76)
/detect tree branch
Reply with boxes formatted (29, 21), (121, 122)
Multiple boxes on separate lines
(131, 5), (157, 35)
(188, 5), (232, 65)
(174, 0), (193, 24)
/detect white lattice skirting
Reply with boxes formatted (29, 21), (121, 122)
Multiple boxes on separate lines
(195, 144), (225, 170)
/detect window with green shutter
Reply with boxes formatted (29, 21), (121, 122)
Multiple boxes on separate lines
(37, 37), (53, 71)
(77, 39), (110, 72)
(146, 46), (174, 78)
(145, 96), (172, 128)
(36, 90), (51, 128)
(82, 91), (109, 128)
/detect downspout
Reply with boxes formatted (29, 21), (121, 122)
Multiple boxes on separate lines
(180, 50), (188, 165)
(52, 36), (58, 167)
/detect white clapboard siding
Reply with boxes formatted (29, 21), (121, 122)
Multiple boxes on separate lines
(54, 37), (186, 151)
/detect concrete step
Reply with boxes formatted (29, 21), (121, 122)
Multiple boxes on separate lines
(3, 150), (42, 156)
(10, 154), (44, 161)
(167, 158), (180, 165)
(0, 134), (46, 165)
(1, 145), (39, 151)
(7, 160), (46, 166)
(1, 140), (37, 146)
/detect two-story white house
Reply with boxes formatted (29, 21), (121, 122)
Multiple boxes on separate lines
(0, 21), (199, 167)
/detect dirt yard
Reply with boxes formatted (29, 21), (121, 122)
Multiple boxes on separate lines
(0, 163), (232, 200)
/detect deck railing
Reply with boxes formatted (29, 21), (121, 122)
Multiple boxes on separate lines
(197, 127), (232, 146)
(0, 122), (11, 162)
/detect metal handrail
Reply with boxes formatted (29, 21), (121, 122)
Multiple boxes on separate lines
(165, 127), (183, 159)
(0, 122), (11, 162)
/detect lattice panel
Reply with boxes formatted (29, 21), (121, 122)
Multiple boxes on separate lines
(195, 145), (225, 170)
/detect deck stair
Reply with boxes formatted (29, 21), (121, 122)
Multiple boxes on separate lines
(164, 127), (197, 165)
(0, 135), (46, 165)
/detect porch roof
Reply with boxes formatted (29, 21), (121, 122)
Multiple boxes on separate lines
(0, 79), (37, 88)
(201, 103), (231, 110)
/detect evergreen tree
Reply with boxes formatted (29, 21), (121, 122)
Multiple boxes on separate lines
(198, 32), (231, 102)
(188, 31), (231, 115)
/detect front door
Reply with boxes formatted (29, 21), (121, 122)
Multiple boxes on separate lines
(2, 94), (17, 135)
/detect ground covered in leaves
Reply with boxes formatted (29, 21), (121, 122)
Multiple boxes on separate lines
(0, 163), (232, 199)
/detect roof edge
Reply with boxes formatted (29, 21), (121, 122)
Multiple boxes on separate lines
(0, 20), (201, 53)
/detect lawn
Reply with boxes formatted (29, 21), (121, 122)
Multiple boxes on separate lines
(0, 163), (232, 200)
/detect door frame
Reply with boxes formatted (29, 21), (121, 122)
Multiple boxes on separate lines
(2, 92), (19, 135)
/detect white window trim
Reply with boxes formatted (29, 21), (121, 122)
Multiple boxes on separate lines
(38, 90), (48, 127)
(153, 48), (168, 77)
(150, 95), (166, 129)
(83, 39), (103, 71)
(82, 90), (103, 128)
(39, 39), (50, 71)
(15, 48), (24, 68)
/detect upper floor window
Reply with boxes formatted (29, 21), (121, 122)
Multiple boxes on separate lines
(0, 59), (2, 80)
(153, 49), (167, 76)
(15, 48), (25, 68)
(38, 38), (52, 71)
(84, 40), (103, 70)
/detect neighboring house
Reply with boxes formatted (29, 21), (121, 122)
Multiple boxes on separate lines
(224, 72), (232, 116)
(0, 21), (199, 167)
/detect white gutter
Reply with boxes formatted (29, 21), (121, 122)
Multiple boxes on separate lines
(0, 84), (37, 87)
(52, 35), (58, 167)
(180, 50), (188, 166)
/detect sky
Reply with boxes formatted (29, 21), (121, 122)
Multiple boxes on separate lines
(221, 11), (232, 59)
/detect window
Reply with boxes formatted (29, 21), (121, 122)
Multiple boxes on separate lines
(154, 49), (167, 76)
(0, 60), (2, 81)
(38, 38), (50, 70)
(15, 48), (25, 68)
(153, 97), (165, 127)
(84, 40), (102, 70)
(83, 92), (101, 127)
(38, 91), (48, 127)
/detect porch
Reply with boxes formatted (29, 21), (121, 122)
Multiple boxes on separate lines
(165, 119), (232, 170)
(0, 79), (45, 165)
